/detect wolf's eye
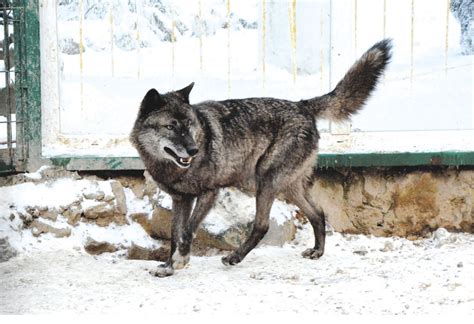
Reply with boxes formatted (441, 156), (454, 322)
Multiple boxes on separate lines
(165, 125), (174, 130)
(186, 119), (192, 127)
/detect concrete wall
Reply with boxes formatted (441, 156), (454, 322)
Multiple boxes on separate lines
(309, 168), (474, 238)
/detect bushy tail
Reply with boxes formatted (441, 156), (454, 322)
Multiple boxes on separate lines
(302, 39), (392, 121)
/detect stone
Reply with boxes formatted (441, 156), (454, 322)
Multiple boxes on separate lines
(130, 213), (152, 235)
(83, 202), (113, 219)
(150, 207), (173, 240)
(261, 217), (297, 247)
(127, 243), (169, 261)
(83, 191), (105, 201)
(0, 237), (17, 262)
(149, 190), (296, 250)
(63, 205), (82, 226)
(38, 208), (58, 222)
(353, 246), (368, 256)
(110, 180), (127, 215)
(381, 241), (394, 252)
(143, 170), (158, 199)
(84, 238), (118, 255)
(30, 220), (71, 238)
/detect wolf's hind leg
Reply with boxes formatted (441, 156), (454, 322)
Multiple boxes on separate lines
(287, 186), (326, 260)
(222, 181), (276, 266)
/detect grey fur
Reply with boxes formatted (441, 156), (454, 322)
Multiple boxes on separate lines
(130, 39), (392, 277)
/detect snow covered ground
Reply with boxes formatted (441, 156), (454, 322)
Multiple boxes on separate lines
(1, 222), (473, 315)
(0, 168), (474, 315)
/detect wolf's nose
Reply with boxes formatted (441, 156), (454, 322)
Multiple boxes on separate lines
(187, 148), (199, 156)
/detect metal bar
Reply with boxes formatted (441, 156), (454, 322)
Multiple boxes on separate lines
(444, 0), (450, 75)
(261, 0), (266, 89)
(42, 151), (474, 171)
(226, 0), (231, 97)
(14, 3), (25, 166)
(410, 0), (415, 84)
(2, 5), (13, 169)
(288, 0), (297, 83)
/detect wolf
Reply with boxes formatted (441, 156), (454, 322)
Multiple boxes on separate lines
(130, 39), (392, 277)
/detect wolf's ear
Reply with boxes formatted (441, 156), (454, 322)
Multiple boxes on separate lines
(177, 82), (195, 103)
(140, 88), (165, 114)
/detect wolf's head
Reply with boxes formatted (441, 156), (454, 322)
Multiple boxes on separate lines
(130, 83), (202, 169)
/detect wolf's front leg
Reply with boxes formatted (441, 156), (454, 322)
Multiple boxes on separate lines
(151, 194), (193, 278)
(178, 190), (218, 258)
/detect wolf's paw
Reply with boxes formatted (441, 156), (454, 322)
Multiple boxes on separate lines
(172, 253), (190, 270)
(302, 248), (324, 260)
(221, 253), (242, 266)
(149, 264), (175, 278)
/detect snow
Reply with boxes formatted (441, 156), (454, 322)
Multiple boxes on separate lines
(0, 226), (473, 315)
(0, 172), (474, 315)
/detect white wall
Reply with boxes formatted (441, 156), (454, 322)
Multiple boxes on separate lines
(40, 0), (473, 156)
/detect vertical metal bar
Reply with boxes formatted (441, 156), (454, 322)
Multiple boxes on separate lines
(444, 0), (450, 76)
(3, 5), (13, 168)
(79, 0), (84, 110)
(353, 0), (357, 55)
(109, 1), (115, 77)
(198, 0), (203, 72)
(383, 0), (387, 83)
(226, 0), (231, 97)
(261, 0), (266, 90)
(289, 0), (297, 83)
(410, 0), (415, 84)
(328, 0), (332, 89)
(135, 0), (141, 79)
(13, 3), (24, 166)
(171, 12), (176, 87)
(319, 6), (324, 92)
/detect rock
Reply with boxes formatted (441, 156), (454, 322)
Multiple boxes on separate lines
(30, 220), (71, 238)
(433, 227), (449, 241)
(149, 190), (296, 250)
(261, 217), (297, 247)
(353, 246), (368, 256)
(195, 224), (249, 250)
(130, 213), (152, 235)
(25, 206), (58, 221)
(103, 195), (115, 202)
(84, 238), (118, 255)
(83, 202), (113, 219)
(0, 237), (17, 262)
(83, 191), (105, 201)
(380, 241), (394, 252)
(143, 170), (158, 199)
(127, 243), (169, 261)
(150, 207), (173, 240)
(110, 180), (127, 215)
(63, 205), (82, 226)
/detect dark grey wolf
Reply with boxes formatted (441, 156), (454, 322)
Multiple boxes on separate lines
(130, 39), (392, 277)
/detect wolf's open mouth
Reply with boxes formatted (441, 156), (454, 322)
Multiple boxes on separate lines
(164, 147), (193, 168)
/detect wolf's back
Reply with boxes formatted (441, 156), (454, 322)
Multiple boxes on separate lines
(303, 39), (392, 122)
